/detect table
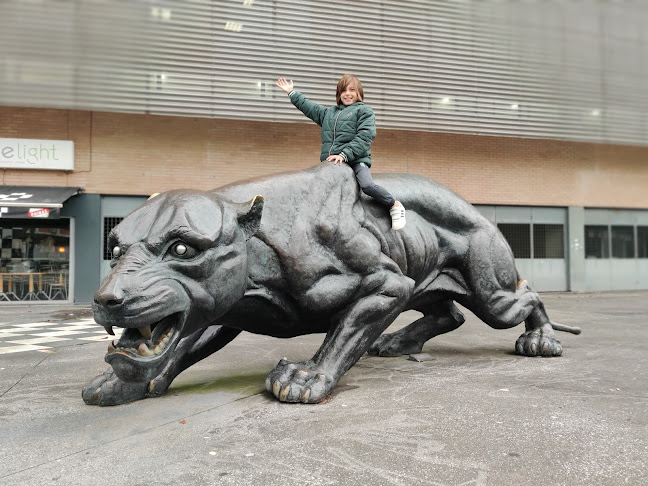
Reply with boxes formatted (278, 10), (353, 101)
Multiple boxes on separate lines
(0, 272), (52, 301)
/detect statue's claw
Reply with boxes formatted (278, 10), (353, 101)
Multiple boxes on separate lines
(515, 325), (563, 357)
(82, 368), (150, 406)
(265, 360), (333, 404)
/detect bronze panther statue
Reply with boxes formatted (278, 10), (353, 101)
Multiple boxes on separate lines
(83, 163), (580, 406)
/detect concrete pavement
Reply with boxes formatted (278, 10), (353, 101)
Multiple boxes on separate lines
(0, 292), (647, 485)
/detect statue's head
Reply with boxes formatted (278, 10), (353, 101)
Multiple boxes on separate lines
(93, 189), (263, 383)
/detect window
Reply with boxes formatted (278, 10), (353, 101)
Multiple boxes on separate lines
(533, 224), (564, 258)
(103, 217), (124, 260)
(638, 226), (648, 259)
(611, 225), (635, 258)
(498, 223), (531, 258)
(585, 225), (609, 258)
(0, 219), (70, 301)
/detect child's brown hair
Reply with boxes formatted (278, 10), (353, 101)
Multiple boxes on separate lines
(336, 74), (364, 104)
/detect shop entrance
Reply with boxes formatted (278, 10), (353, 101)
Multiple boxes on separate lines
(0, 218), (71, 302)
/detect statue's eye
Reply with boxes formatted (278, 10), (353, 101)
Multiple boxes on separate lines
(174, 243), (187, 256)
(165, 241), (197, 260)
(112, 246), (121, 258)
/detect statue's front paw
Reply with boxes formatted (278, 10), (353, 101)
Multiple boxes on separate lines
(515, 325), (562, 357)
(82, 368), (150, 406)
(265, 359), (334, 404)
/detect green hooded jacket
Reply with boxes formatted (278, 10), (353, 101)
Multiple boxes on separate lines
(288, 90), (376, 167)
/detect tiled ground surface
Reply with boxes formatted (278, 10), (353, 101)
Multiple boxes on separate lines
(0, 318), (121, 355)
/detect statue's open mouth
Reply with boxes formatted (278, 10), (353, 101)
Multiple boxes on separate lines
(103, 313), (183, 382)
(105, 313), (179, 359)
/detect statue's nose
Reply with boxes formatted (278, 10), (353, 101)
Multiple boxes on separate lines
(94, 291), (123, 307)
(94, 244), (145, 308)
(94, 279), (125, 307)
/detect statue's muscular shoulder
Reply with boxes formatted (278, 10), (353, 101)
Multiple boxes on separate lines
(218, 164), (389, 314)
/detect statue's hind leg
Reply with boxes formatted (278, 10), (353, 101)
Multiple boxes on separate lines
(368, 300), (466, 357)
(459, 230), (563, 357)
(465, 279), (563, 357)
(83, 326), (241, 406)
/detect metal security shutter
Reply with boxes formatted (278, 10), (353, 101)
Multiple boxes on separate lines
(584, 209), (648, 291)
(477, 205), (567, 291)
(1, 0), (647, 146)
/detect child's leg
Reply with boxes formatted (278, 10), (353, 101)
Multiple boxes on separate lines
(351, 162), (406, 230)
(351, 163), (395, 208)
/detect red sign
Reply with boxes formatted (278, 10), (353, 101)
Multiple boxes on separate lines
(28, 208), (50, 218)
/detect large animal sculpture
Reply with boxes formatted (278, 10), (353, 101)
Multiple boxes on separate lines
(83, 163), (580, 406)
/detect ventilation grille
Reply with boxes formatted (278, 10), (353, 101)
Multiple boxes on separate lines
(1, 0), (647, 145)
(638, 226), (648, 258)
(585, 225), (610, 259)
(533, 224), (564, 259)
(498, 223), (531, 259)
(103, 217), (123, 260)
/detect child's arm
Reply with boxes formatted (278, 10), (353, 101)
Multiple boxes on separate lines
(276, 77), (327, 127)
(335, 106), (376, 164)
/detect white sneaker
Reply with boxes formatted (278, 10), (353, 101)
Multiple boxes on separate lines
(389, 201), (406, 230)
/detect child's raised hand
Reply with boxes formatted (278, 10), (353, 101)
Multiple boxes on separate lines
(276, 77), (294, 94)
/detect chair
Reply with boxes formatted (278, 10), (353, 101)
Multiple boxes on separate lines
(46, 272), (68, 300)
(19, 261), (42, 301)
(0, 271), (19, 301)
(6, 262), (28, 299)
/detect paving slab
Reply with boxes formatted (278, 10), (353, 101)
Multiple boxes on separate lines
(0, 292), (647, 485)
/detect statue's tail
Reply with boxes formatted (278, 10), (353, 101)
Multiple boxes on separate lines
(550, 321), (581, 335)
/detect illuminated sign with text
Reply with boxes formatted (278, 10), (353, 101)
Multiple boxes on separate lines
(0, 138), (74, 170)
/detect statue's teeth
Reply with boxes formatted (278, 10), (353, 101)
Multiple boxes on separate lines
(137, 342), (154, 356)
(104, 326), (115, 336)
(108, 340), (115, 352)
(139, 325), (152, 340)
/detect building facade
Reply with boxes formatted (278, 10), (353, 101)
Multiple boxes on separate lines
(1, 1), (647, 303)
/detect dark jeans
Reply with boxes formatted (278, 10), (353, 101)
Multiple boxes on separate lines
(351, 162), (396, 208)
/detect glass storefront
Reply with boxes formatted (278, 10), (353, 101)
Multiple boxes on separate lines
(0, 219), (70, 302)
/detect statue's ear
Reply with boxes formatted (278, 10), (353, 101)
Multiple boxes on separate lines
(236, 195), (264, 240)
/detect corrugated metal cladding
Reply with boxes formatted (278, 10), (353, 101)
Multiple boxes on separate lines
(1, 0), (647, 146)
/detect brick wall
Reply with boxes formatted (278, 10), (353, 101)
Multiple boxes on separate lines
(2, 106), (647, 208)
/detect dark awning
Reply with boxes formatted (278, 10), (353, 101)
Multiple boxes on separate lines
(0, 186), (82, 219)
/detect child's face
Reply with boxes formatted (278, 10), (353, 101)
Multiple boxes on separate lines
(340, 83), (360, 105)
